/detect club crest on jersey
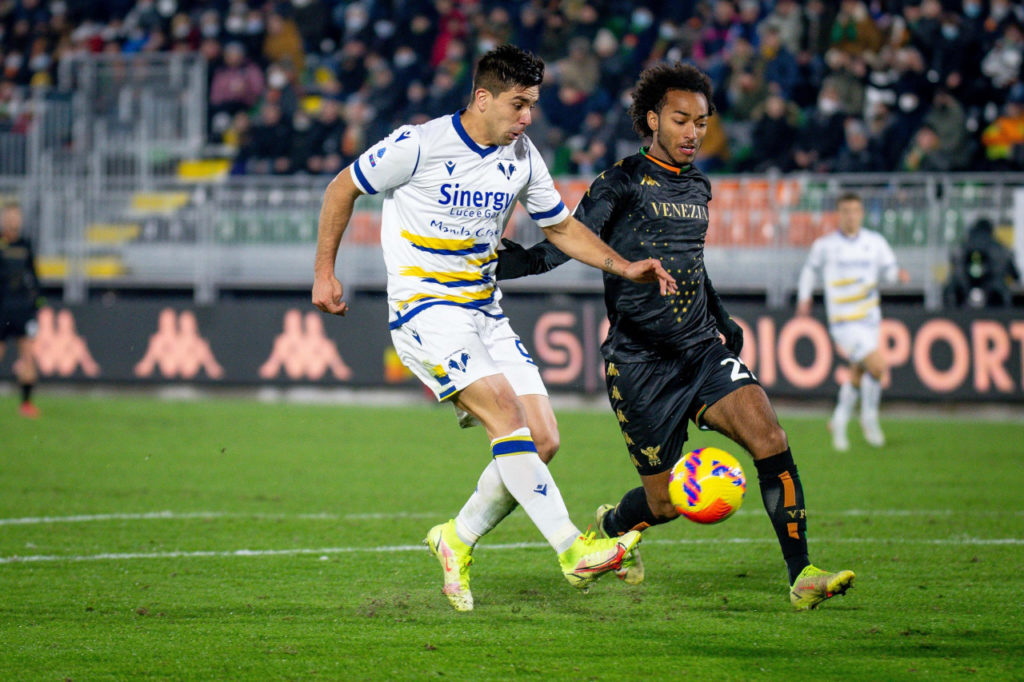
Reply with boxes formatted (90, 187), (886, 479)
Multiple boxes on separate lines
(496, 161), (516, 180)
(444, 160), (456, 175)
(445, 350), (471, 374)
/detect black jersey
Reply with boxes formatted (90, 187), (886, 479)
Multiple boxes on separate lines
(498, 151), (720, 362)
(0, 235), (40, 307)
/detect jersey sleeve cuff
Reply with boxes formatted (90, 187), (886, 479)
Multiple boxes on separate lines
(351, 158), (377, 195)
(529, 201), (568, 227)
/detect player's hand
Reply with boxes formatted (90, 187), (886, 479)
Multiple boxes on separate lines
(795, 299), (812, 317)
(497, 238), (532, 280)
(898, 268), (910, 284)
(312, 274), (349, 316)
(623, 258), (678, 295)
(719, 317), (744, 354)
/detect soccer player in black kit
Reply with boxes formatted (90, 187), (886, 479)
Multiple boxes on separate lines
(0, 202), (42, 418)
(497, 63), (854, 609)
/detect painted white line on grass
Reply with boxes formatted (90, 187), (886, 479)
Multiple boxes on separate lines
(2, 536), (1022, 565)
(2, 509), (1022, 526)
(0, 511), (439, 526)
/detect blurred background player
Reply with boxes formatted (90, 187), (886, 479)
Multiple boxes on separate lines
(498, 63), (854, 610)
(943, 217), (1021, 308)
(312, 45), (675, 611)
(797, 192), (910, 451)
(0, 202), (43, 418)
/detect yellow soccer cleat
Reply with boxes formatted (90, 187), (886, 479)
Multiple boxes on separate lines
(559, 530), (642, 591)
(790, 565), (856, 610)
(595, 503), (645, 585)
(424, 520), (474, 612)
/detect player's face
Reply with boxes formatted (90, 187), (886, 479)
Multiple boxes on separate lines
(648, 90), (709, 166)
(837, 199), (864, 236)
(1, 206), (22, 237)
(485, 85), (539, 146)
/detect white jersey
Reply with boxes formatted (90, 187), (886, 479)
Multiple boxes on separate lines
(349, 111), (570, 329)
(797, 228), (900, 325)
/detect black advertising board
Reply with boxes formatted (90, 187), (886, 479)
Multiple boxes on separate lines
(4, 295), (1022, 403)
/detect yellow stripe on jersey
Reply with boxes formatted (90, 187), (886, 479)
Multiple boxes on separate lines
(829, 277), (860, 287)
(400, 229), (477, 252)
(466, 252), (497, 267)
(832, 284), (877, 304)
(830, 300), (879, 323)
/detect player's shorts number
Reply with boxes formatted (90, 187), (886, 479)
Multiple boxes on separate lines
(721, 357), (756, 382)
(514, 339), (536, 366)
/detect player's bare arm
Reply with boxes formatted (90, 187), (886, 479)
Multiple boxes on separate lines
(542, 215), (678, 295)
(312, 168), (364, 316)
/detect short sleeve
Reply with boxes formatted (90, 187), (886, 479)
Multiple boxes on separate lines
(520, 138), (569, 227)
(349, 125), (421, 195)
(574, 167), (626, 239)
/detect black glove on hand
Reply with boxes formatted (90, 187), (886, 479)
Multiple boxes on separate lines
(718, 316), (744, 354)
(496, 238), (532, 280)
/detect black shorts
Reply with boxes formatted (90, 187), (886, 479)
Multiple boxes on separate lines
(0, 304), (37, 341)
(605, 338), (760, 476)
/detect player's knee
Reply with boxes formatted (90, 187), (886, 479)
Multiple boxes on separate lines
(762, 424), (789, 456)
(533, 430), (560, 463)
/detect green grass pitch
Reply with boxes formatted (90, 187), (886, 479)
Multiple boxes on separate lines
(2, 394), (1022, 680)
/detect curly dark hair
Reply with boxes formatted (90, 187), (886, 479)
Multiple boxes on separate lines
(472, 44), (545, 96)
(629, 63), (716, 137)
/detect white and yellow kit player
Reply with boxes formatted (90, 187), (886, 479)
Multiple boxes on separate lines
(797, 192), (909, 451)
(313, 46), (674, 610)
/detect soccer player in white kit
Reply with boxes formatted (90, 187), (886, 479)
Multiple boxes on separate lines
(796, 192), (909, 451)
(312, 45), (676, 611)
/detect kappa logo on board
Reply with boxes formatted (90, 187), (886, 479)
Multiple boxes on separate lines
(32, 307), (101, 377)
(134, 309), (224, 379)
(259, 309), (352, 381)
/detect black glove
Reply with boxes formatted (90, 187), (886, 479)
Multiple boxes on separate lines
(704, 271), (743, 354)
(717, 316), (744, 354)
(496, 238), (533, 280)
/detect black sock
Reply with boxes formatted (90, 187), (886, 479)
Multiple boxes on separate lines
(20, 383), (33, 404)
(754, 449), (810, 584)
(601, 486), (665, 536)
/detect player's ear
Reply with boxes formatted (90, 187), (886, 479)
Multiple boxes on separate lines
(647, 109), (658, 134)
(472, 87), (491, 112)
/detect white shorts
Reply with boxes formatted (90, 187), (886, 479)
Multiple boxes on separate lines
(829, 321), (879, 364)
(391, 306), (547, 426)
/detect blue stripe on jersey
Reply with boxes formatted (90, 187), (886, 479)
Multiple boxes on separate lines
(438, 384), (458, 400)
(352, 158), (377, 194)
(529, 201), (566, 220)
(492, 438), (538, 457)
(451, 110), (499, 158)
(388, 297), (504, 330)
(420, 276), (492, 288)
(409, 242), (492, 256)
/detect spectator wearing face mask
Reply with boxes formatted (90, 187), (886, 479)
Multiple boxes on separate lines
(788, 83), (846, 172)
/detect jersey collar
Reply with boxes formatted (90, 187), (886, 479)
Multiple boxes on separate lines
(640, 146), (690, 175)
(452, 110), (500, 158)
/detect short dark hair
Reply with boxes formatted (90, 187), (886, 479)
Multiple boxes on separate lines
(837, 191), (862, 205)
(472, 44), (544, 96)
(629, 63), (716, 137)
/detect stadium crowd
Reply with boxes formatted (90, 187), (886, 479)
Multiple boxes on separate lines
(1, 0), (1023, 176)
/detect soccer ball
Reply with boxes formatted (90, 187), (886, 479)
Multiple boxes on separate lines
(668, 447), (746, 524)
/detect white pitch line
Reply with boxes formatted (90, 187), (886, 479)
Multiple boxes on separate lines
(0, 511), (439, 526)
(1, 536), (1022, 565)
(1, 508), (1021, 528)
